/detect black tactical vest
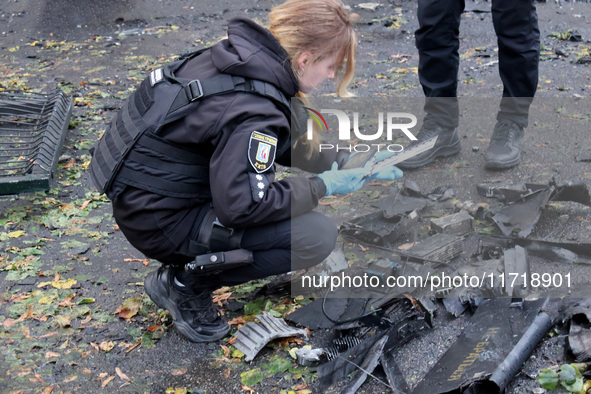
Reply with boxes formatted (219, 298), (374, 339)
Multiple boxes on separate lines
(89, 50), (291, 199)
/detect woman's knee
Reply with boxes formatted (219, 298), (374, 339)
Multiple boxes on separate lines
(291, 212), (337, 262)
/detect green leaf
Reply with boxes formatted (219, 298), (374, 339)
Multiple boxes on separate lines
(559, 364), (578, 385)
(536, 369), (559, 390)
(244, 298), (265, 315)
(77, 298), (95, 305)
(559, 364), (583, 392)
(263, 358), (292, 375)
(241, 368), (264, 386)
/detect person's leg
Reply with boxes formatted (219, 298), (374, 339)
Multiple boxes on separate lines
(492, 0), (539, 128)
(400, 0), (464, 169)
(485, 0), (539, 169)
(415, 0), (465, 128)
(217, 211), (338, 286)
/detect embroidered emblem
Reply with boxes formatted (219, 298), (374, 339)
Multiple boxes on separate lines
(248, 131), (277, 173)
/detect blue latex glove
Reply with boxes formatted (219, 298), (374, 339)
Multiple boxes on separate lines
(318, 162), (369, 196)
(366, 165), (403, 181)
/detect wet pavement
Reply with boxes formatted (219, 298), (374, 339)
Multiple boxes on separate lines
(1, 0), (591, 393)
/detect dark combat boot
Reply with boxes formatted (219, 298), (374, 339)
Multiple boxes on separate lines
(484, 120), (525, 170)
(397, 119), (461, 170)
(144, 265), (230, 343)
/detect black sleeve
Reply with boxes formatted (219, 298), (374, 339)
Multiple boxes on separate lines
(207, 95), (326, 228)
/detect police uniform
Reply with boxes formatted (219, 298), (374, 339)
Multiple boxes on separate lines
(105, 18), (341, 286)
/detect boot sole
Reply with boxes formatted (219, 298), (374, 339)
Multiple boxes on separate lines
(398, 141), (461, 170)
(144, 271), (230, 343)
(484, 154), (521, 170)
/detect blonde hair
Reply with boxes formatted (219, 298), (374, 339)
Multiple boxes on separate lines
(268, 0), (357, 157)
(269, 0), (356, 97)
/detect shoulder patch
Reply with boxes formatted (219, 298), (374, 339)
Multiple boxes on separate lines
(248, 131), (277, 173)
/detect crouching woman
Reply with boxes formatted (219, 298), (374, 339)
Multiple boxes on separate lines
(89, 0), (402, 343)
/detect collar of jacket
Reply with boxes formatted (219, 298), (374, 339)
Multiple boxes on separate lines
(211, 17), (299, 98)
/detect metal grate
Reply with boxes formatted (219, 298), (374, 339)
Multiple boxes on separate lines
(0, 89), (72, 195)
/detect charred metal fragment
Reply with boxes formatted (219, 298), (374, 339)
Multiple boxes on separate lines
(490, 185), (553, 237)
(372, 190), (427, 219)
(411, 298), (551, 394)
(232, 312), (308, 361)
(340, 208), (421, 246)
(380, 349), (410, 394)
(503, 246), (529, 301)
(566, 299), (591, 362)
(342, 334), (390, 394)
(404, 233), (463, 264)
(477, 179), (590, 206)
(430, 211), (474, 236)
(318, 331), (386, 389)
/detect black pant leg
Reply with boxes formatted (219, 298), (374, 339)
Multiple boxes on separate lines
(416, 0), (465, 128)
(492, 0), (540, 128)
(216, 212), (338, 286)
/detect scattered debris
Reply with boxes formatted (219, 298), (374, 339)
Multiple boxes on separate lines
(0, 89), (72, 194)
(430, 210), (474, 236)
(566, 299), (591, 362)
(411, 298), (553, 394)
(232, 312), (308, 362)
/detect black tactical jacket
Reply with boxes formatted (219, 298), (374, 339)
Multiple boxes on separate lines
(110, 17), (337, 261)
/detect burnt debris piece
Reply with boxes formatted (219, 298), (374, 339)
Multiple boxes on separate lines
(476, 179), (591, 206)
(0, 89), (72, 195)
(411, 298), (552, 394)
(566, 299), (591, 363)
(430, 210), (474, 236)
(232, 312), (308, 362)
(404, 233), (463, 264)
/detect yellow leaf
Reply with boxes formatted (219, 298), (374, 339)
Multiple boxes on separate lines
(38, 296), (57, 305)
(52, 278), (77, 289)
(9, 46), (19, 52)
(99, 341), (115, 352)
(8, 231), (26, 238)
(171, 25), (180, 30)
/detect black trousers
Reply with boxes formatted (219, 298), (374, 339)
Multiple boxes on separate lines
(416, 0), (540, 129)
(176, 211), (338, 288)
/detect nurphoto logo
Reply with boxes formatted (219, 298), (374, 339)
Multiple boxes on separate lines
(305, 107), (419, 152)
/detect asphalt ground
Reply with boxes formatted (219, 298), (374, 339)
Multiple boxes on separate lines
(1, 0), (591, 393)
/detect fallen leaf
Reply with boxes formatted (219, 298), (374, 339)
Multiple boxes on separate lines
(52, 315), (71, 328)
(45, 351), (60, 359)
(42, 386), (54, 394)
(116, 297), (143, 319)
(227, 317), (246, 326)
(242, 385), (255, 393)
(115, 367), (130, 382)
(3, 318), (17, 328)
(220, 345), (230, 357)
(101, 375), (115, 387)
(63, 376), (77, 383)
(171, 369), (187, 376)
(99, 341), (115, 352)
(7, 230), (26, 238)
(79, 199), (91, 210)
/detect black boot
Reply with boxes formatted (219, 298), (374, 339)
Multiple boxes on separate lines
(144, 265), (230, 343)
(397, 119), (461, 170)
(484, 120), (524, 170)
